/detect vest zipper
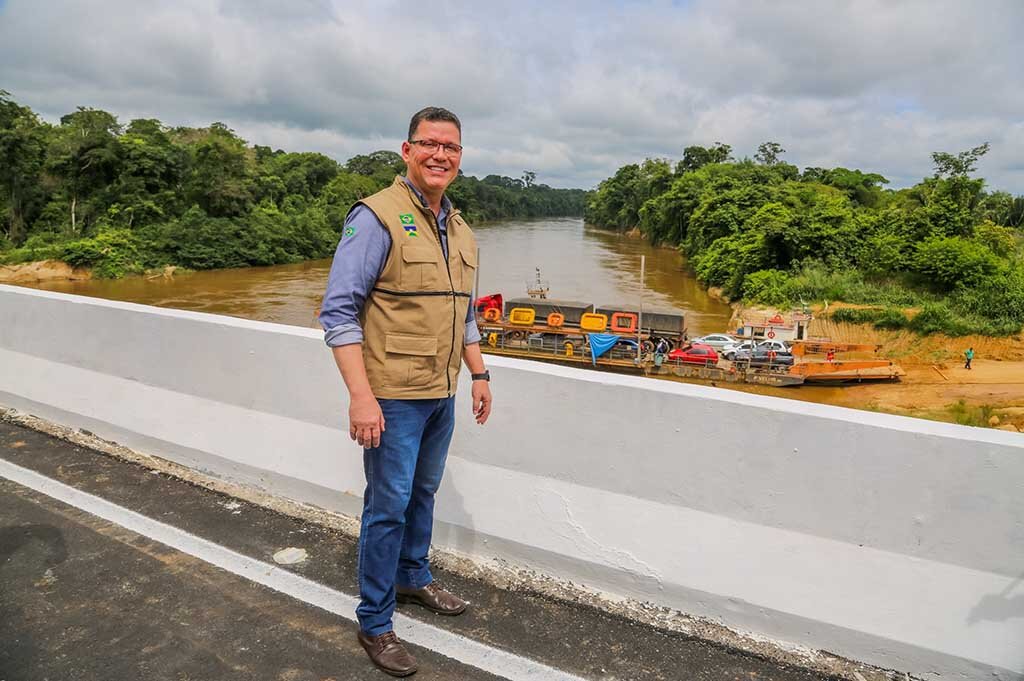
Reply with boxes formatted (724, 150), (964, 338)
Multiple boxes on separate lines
(426, 209), (458, 398)
(372, 287), (469, 298)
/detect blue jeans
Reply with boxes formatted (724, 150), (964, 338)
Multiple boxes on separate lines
(356, 396), (456, 636)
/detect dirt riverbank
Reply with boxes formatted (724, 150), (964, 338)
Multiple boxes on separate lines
(0, 260), (91, 284)
(793, 359), (1024, 430)
(722, 305), (1024, 431)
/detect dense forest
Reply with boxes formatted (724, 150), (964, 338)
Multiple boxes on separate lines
(586, 142), (1024, 336)
(0, 91), (587, 277)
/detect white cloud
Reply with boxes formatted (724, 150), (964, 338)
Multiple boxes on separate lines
(1, 0), (1021, 191)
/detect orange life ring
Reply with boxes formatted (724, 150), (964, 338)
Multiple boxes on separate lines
(547, 312), (565, 327)
(482, 307), (500, 322)
(610, 311), (638, 334)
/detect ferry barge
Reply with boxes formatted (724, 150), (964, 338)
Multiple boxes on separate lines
(473, 292), (902, 387)
(473, 294), (815, 387)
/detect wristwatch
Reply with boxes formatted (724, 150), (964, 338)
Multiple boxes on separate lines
(471, 370), (490, 382)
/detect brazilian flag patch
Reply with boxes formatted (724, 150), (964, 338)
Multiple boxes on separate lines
(400, 213), (419, 237)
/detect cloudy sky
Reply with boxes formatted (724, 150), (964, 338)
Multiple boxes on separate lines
(1, 0), (1021, 192)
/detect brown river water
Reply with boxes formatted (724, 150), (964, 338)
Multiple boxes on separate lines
(31, 218), (735, 336)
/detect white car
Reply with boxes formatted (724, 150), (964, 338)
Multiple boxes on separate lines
(690, 333), (738, 350)
(722, 339), (790, 360)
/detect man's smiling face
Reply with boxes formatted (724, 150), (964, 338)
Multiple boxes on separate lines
(401, 120), (462, 198)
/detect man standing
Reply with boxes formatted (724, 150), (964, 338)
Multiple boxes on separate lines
(320, 107), (492, 677)
(965, 346), (974, 370)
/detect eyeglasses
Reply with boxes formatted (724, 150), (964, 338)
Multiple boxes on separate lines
(409, 139), (463, 156)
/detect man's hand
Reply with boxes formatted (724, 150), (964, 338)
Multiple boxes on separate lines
(332, 345), (384, 448)
(471, 380), (492, 425)
(350, 393), (385, 448)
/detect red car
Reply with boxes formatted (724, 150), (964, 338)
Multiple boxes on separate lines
(667, 343), (719, 366)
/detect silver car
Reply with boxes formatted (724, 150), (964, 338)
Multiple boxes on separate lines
(690, 333), (739, 350)
(722, 340), (757, 360)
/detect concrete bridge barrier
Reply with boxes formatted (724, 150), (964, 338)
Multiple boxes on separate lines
(1, 284), (1022, 680)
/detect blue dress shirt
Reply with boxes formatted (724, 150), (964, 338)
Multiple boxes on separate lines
(320, 179), (480, 348)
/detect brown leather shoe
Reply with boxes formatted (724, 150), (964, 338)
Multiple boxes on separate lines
(396, 582), (467, 615)
(357, 630), (418, 677)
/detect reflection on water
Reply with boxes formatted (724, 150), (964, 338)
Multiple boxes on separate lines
(31, 218), (734, 335)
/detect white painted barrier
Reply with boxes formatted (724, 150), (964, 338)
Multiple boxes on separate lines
(1, 284), (1022, 680)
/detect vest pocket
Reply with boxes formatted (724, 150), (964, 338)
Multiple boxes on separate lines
(456, 245), (477, 292)
(384, 333), (437, 387)
(401, 245), (440, 289)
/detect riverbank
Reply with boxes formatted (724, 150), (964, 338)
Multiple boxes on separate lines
(725, 358), (1024, 432)
(0, 260), (91, 284)
(816, 321), (1024, 431)
(720, 302), (1024, 431)
(731, 301), (1024, 361)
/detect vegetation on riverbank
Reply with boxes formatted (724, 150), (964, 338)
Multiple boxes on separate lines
(0, 92), (587, 278)
(585, 142), (1024, 336)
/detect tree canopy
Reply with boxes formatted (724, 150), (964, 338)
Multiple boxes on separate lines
(586, 141), (1024, 336)
(0, 93), (587, 277)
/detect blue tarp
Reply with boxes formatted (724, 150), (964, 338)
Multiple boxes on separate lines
(588, 333), (624, 365)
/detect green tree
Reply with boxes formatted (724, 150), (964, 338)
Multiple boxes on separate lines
(345, 150), (405, 184)
(46, 107), (123, 234)
(676, 143), (732, 173)
(914, 236), (1003, 290)
(0, 90), (48, 244)
(978, 190), (1024, 229)
(182, 123), (254, 218)
(638, 170), (707, 244)
(973, 220), (1016, 258)
(803, 167), (889, 207)
(742, 269), (792, 306)
(860, 230), (911, 274)
(317, 172), (380, 231)
(262, 151), (340, 200)
(108, 118), (188, 229)
(754, 141), (785, 165)
(931, 143), (990, 179)
(584, 159), (672, 229)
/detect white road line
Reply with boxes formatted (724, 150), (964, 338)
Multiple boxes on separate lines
(0, 458), (587, 681)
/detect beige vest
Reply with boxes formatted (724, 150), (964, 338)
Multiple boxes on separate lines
(356, 177), (477, 399)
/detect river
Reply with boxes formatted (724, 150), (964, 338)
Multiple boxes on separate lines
(31, 218), (735, 336)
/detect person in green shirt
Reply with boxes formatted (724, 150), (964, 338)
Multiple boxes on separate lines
(964, 346), (974, 370)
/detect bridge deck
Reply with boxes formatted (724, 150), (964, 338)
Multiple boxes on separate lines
(0, 420), (839, 681)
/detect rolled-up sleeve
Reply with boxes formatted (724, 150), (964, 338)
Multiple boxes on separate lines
(319, 206), (390, 347)
(465, 303), (480, 345)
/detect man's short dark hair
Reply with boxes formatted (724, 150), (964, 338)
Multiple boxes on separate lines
(408, 107), (462, 141)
